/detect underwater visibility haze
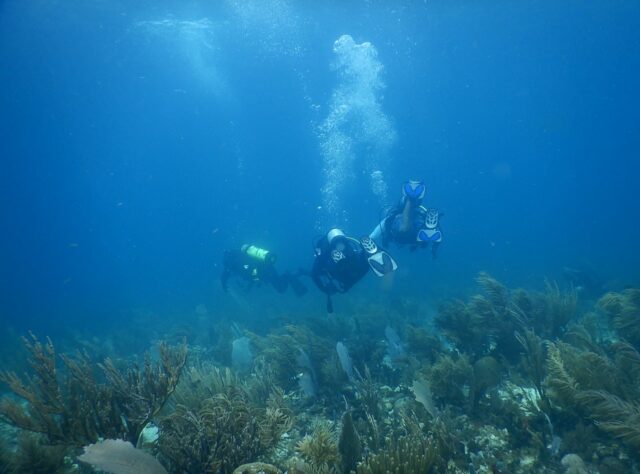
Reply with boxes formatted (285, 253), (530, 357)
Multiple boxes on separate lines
(1, 1), (640, 473)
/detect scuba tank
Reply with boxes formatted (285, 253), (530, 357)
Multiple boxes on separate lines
(241, 244), (276, 264)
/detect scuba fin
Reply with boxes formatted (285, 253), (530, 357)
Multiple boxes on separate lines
(360, 236), (378, 254)
(368, 250), (398, 277)
(289, 275), (308, 297)
(326, 294), (334, 314)
(418, 229), (442, 242)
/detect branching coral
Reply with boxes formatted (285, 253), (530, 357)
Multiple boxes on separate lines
(97, 342), (187, 441)
(0, 335), (65, 441)
(545, 342), (580, 406)
(598, 289), (640, 349)
(613, 341), (640, 388)
(249, 325), (334, 393)
(296, 421), (340, 470)
(476, 272), (510, 311)
(541, 280), (578, 336)
(574, 390), (640, 450)
(435, 300), (489, 359)
(435, 273), (522, 360)
(171, 363), (242, 410)
(547, 341), (625, 399)
(353, 366), (382, 421)
(565, 320), (605, 355)
(355, 433), (438, 474)
(427, 353), (474, 408)
(404, 325), (442, 363)
(158, 369), (292, 474)
(437, 274), (579, 362)
(546, 337), (640, 456)
(515, 329), (547, 397)
(8, 435), (67, 474)
(0, 334), (187, 446)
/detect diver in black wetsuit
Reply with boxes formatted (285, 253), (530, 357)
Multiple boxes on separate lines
(221, 244), (307, 295)
(311, 228), (397, 313)
(370, 180), (444, 259)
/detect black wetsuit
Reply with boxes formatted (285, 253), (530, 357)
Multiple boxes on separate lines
(311, 236), (370, 295)
(385, 201), (428, 245)
(374, 199), (443, 258)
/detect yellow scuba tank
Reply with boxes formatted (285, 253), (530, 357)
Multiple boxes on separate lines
(241, 244), (276, 264)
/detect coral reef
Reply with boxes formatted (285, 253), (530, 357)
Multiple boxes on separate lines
(0, 434), (68, 474)
(2, 275), (638, 473)
(157, 367), (292, 474)
(436, 273), (577, 362)
(598, 289), (640, 348)
(355, 433), (437, 474)
(544, 314), (640, 459)
(0, 334), (187, 446)
(249, 325), (335, 393)
(295, 421), (340, 472)
(427, 353), (474, 408)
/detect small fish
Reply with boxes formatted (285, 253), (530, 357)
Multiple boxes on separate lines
(68, 243), (79, 248)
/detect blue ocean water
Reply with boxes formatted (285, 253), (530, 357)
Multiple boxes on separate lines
(1, 0), (639, 338)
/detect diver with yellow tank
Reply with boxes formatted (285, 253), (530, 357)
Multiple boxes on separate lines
(221, 244), (307, 295)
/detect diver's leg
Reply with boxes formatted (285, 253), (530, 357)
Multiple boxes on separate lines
(288, 273), (308, 296)
(369, 219), (386, 241)
(270, 272), (289, 293)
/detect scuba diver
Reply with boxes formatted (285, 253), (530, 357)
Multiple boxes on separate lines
(311, 228), (397, 313)
(370, 179), (444, 259)
(221, 244), (307, 296)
